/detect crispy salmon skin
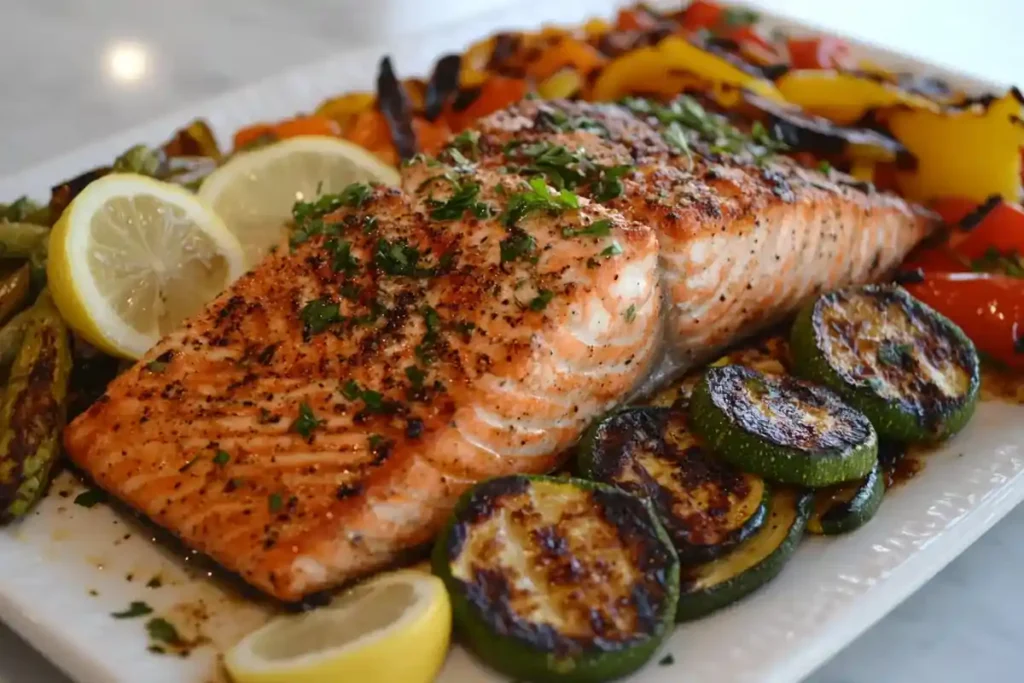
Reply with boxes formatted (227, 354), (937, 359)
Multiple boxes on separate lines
(64, 166), (661, 601)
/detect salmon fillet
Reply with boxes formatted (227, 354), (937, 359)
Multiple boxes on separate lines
(64, 168), (662, 600)
(65, 98), (932, 601)
(467, 99), (933, 371)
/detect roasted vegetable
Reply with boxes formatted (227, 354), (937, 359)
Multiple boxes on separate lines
(111, 144), (164, 176)
(775, 69), (938, 125)
(315, 91), (376, 127)
(0, 197), (48, 225)
(690, 365), (879, 487)
(0, 309), (31, 376)
(578, 406), (769, 563)
(791, 284), (980, 442)
(785, 36), (851, 70)
(744, 92), (907, 164)
(0, 223), (48, 259)
(676, 488), (811, 621)
(592, 36), (784, 103)
(424, 54), (462, 121)
(0, 263), (30, 327)
(902, 272), (1024, 371)
(888, 90), (1024, 203)
(807, 459), (885, 535)
(433, 474), (679, 683)
(49, 167), (110, 223)
(162, 118), (222, 162)
(0, 292), (72, 521)
(376, 56), (418, 160)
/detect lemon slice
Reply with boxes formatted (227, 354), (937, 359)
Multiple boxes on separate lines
(47, 174), (246, 359)
(198, 136), (400, 265)
(225, 570), (451, 683)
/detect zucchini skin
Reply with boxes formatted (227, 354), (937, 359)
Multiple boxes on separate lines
(0, 293), (72, 521)
(577, 406), (768, 564)
(676, 489), (812, 621)
(807, 458), (885, 535)
(432, 474), (679, 683)
(689, 366), (878, 487)
(790, 284), (980, 443)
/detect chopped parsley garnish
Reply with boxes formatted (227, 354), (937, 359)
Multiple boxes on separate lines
(447, 129), (481, 158)
(340, 282), (361, 300)
(624, 304), (637, 323)
(562, 219), (612, 238)
(341, 380), (399, 414)
(749, 121), (789, 164)
(970, 246), (1024, 278)
(146, 618), (183, 646)
(300, 298), (342, 334)
(325, 238), (360, 275)
(290, 183), (373, 247)
(405, 366), (427, 390)
(502, 177), (579, 227)
(74, 489), (105, 508)
(591, 165), (631, 202)
(538, 108), (609, 136)
(877, 341), (914, 366)
(663, 121), (692, 158)
(500, 228), (537, 264)
(213, 450), (230, 466)
(623, 95), (752, 159)
(290, 402), (323, 439)
(111, 601), (153, 619)
(513, 142), (591, 190)
(817, 160), (833, 175)
(658, 653), (676, 666)
(529, 289), (554, 311)
(374, 238), (424, 276)
(145, 360), (168, 373)
(600, 241), (624, 258)
(416, 306), (442, 363)
(428, 179), (489, 221)
(268, 492), (284, 513)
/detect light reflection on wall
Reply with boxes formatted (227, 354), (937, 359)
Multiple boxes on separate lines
(106, 41), (150, 84)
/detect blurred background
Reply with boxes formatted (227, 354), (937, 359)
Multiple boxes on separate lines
(0, 0), (1022, 682)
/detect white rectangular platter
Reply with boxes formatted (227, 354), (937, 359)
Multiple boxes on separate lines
(0, 2), (1019, 683)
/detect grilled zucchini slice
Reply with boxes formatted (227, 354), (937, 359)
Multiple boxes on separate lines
(791, 284), (980, 442)
(676, 488), (812, 621)
(807, 458), (885, 535)
(690, 365), (878, 487)
(432, 475), (679, 683)
(578, 406), (768, 563)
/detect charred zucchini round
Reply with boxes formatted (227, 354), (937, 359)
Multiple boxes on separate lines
(807, 458), (885, 535)
(790, 284), (980, 443)
(676, 488), (812, 621)
(689, 365), (878, 487)
(432, 475), (679, 683)
(578, 406), (769, 563)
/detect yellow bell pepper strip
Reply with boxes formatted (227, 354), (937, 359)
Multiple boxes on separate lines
(775, 69), (938, 125)
(591, 36), (784, 103)
(888, 90), (1024, 203)
(538, 68), (584, 100)
(526, 37), (607, 82)
(315, 92), (376, 126)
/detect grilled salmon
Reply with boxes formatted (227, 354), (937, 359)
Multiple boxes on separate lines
(466, 98), (933, 372)
(65, 98), (933, 601)
(64, 167), (662, 601)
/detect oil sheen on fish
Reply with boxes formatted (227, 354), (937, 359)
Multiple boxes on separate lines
(65, 99), (933, 601)
(64, 166), (661, 601)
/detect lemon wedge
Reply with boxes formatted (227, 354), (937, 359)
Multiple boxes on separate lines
(225, 570), (451, 683)
(47, 174), (246, 359)
(198, 135), (400, 265)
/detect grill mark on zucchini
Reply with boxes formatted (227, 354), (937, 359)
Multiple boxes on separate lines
(579, 407), (768, 563)
(690, 365), (878, 487)
(791, 284), (980, 442)
(440, 475), (677, 656)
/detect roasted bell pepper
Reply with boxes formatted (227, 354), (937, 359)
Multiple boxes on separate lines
(775, 69), (938, 125)
(786, 37), (851, 70)
(888, 91), (1024, 203)
(315, 92), (376, 128)
(343, 110), (398, 165)
(233, 124), (276, 151)
(904, 273), (1024, 370)
(538, 68), (584, 100)
(526, 37), (607, 81)
(446, 76), (528, 132)
(592, 35), (784, 103)
(951, 199), (1024, 260)
(233, 115), (341, 151)
(615, 7), (662, 32)
(412, 117), (452, 155)
(679, 1), (724, 32)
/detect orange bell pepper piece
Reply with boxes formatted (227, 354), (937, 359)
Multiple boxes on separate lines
(233, 123), (276, 151)
(412, 117), (452, 155)
(273, 115), (341, 140)
(446, 77), (528, 132)
(526, 38), (607, 82)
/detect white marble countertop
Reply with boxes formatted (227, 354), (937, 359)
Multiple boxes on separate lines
(1, 0), (1022, 681)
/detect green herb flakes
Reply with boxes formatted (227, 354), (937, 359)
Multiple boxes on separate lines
(268, 492), (284, 513)
(300, 298), (342, 334)
(500, 229), (537, 264)
(291, 402), (323, 439)
(111, 601), (153, 619)
(529, 289), (554, 311)
(213, 450), (230, 466)
(73, 489), (106, 508)
(563, 219), (613, 238)
(146, 617), (183, 646)
(624, 304), (637, 323)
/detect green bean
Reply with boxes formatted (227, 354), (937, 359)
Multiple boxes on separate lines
(0, 223), (48, 259)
